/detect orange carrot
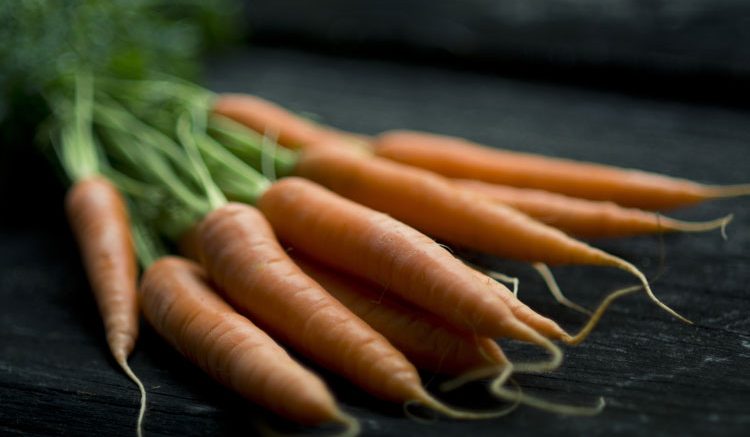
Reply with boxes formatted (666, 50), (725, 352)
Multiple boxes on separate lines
(139, 256), (355, 428)
(257, 177), (569, 345)
(373, 130), (750, 210)
(290, 147), (687, 323)
(292, 254), (509, 376)
(196, 200), (536, 418)
(212, 94), (369, 151)
(454, 179), (733, 239)
(65, 176), (146, 434)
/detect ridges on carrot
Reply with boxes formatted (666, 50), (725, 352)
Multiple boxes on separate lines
(139, 257), (359, 431)
(196, 200), (520, 420)
(288, 147), (691, 324)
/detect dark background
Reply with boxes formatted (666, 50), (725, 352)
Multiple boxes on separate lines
(2, 1), (750, 435)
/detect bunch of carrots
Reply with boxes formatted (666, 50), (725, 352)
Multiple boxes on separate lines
(49, 72), (748, 437)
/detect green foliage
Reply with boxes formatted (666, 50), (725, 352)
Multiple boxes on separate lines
(0, 0), (240, 129)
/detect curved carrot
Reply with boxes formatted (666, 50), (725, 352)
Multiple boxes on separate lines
(196, 201), (524, 418)
(454, 179), (733, 239)
(65, 176), (146, 434)
(139, 257), (355, 428)
(373, 130), (750, 210)
(292, 254), (509, 376)
(290, 147), (688, 323)
(257, 177), (569, 346)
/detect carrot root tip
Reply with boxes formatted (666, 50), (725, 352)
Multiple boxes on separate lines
(510, 335), (564, 374)
(565, 285), (642, 346)
(710, 184), (750, 199)
(490, 376), (606, 416)
(668, 213), (734, 239)
(332, 411), (361, 437)
(439, 364), (511, 393)
(532, 263), (592, 315)
(616, 258), (692, 324)
(411, 389), (519, 420)
(117, 357), (146, 437)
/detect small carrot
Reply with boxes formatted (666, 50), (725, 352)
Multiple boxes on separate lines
(66, 176), (140, 373)
(454, 179), (733, 239)
(373, 130), (750, 210)
(291, 254), (509, 376)
(54, 73), (146, 437)
(139, 256), (357, 429)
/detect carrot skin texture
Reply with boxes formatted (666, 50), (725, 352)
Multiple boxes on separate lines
(454, 179), (722, 238)
(373, 130), (719, 210)
(293, 147), (619, 267)
(197, 202), (426, 403)
(293, 255), (508, 375)
(140, 257), (341, 425)
(257, 177), (565, 342)
(65, 176), (138, 363)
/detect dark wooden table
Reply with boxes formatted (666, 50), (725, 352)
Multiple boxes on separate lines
(2, 46), (750, 436)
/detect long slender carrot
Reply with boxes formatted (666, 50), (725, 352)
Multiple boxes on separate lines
(291, 254), (509, 376)
(454, 179), (733, 239)
(257, 177), (569, 345)
(139, 256), (356, 429)
(373, 130), (750, 210)
(65, 176), (146, 434)
(196, 201), (518, 418)
(289, 147), (688, 323)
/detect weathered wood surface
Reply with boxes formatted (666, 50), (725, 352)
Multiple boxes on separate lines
(2, 46), (749, 436)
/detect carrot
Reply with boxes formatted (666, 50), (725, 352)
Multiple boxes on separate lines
(212, 94), (370, 151)
(256, 177), (570, 346)
(65, 176), (146, 435)
(139, 256), (357, 429)
(454, 179), (733, 239)
(373, 130), (750, 210)
(208, 98), (688, 321)
(291, 254), (509, 376)
(51, 70), (147, 437)
(194, 201), (518, 419)
(293, 253), (634, 417)
(289, 146), (688, 323)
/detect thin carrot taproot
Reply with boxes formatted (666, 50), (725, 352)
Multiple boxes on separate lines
(139, 256), (357, 429)
(454, 179), (733, 239)
(373, 130), (750, 210)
